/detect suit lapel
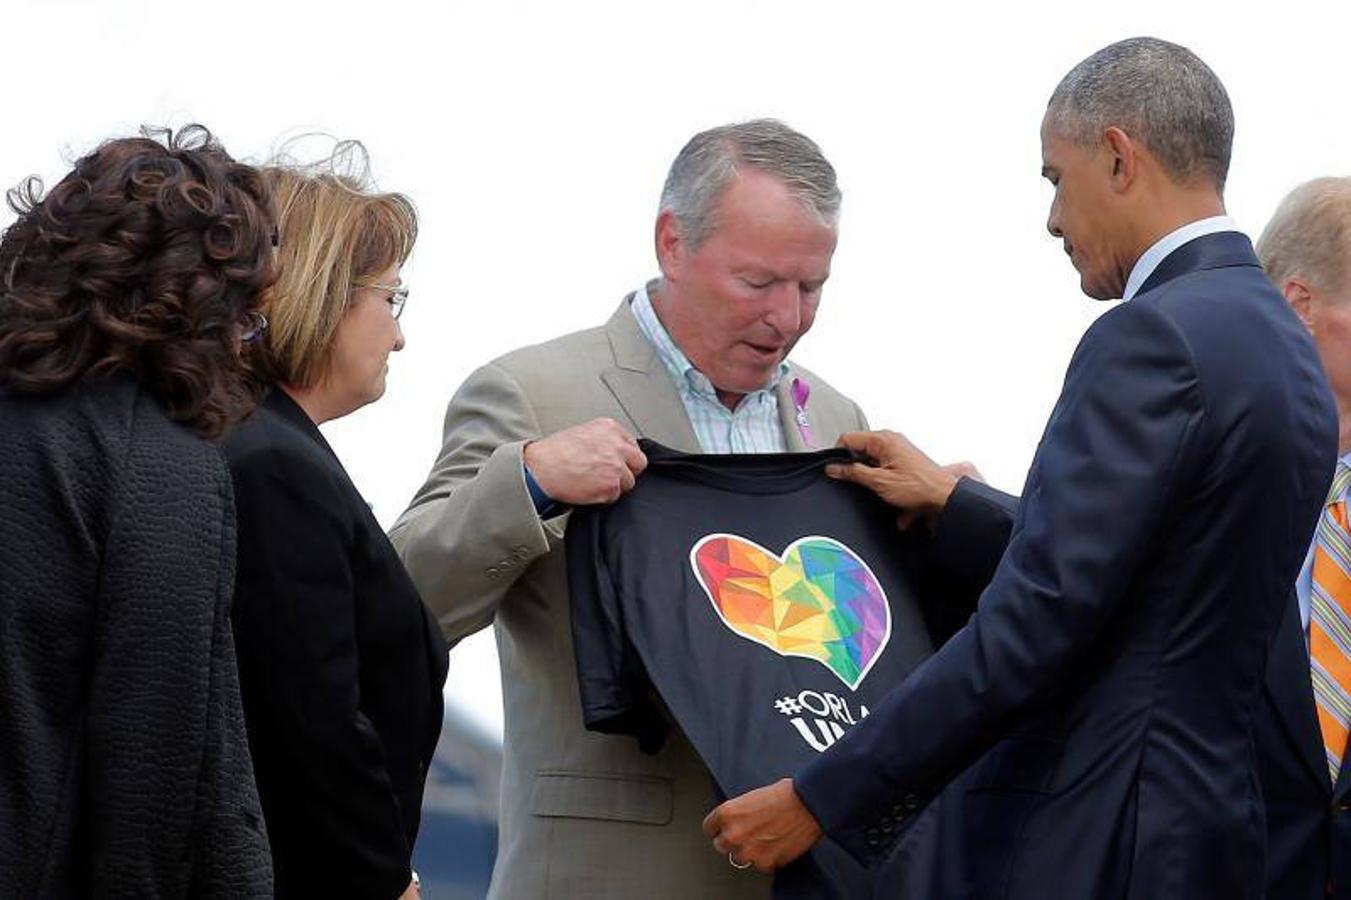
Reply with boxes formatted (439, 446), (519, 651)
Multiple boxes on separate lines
(1266, 590), (1331, 794)
(600, 299), (701, 453)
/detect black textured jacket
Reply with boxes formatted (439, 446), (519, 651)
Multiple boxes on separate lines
(0, 374), (273, 898)
(225, 389), (447, 900)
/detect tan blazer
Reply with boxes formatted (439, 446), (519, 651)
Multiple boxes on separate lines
(390, 298), (868, 900)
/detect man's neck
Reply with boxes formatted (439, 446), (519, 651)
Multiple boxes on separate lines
(1122, 189), (1227, 275)
(649, 281), (747, 412)
(715, 389), (746, 412)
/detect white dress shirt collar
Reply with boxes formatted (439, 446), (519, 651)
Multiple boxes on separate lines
(1121, 215), (1240, 302)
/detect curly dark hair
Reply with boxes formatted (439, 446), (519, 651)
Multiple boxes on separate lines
(0, 124), (277, 437)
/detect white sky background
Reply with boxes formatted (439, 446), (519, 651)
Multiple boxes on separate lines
(6, 0), (1350, 738)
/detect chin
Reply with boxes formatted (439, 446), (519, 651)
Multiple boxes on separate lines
(1079, 274), (1118, 302)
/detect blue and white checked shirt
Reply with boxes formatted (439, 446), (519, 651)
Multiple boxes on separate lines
(630, 283), (789, 454)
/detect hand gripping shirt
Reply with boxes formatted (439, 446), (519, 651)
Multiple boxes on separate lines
(566, 440), (956, 897)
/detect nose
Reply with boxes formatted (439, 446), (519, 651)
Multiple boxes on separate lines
(393, 319), (406, 352)
(763, 282), (803, 336)
(1047, 198), (1062, 239)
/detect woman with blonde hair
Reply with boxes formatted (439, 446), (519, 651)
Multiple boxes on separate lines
(224, 144), (447, 900)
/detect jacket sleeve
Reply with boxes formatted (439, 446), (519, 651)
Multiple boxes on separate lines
(230, 447), (411, 899)
(927, 477), (1020, 606)
(794, 300), (1206, 864)
(388, 362), (560, 642)
(86, 427), (271, 898)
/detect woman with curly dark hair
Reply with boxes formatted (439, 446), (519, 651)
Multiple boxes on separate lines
(0, 125), (277, 898)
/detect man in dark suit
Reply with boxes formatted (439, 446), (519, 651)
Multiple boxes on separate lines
(702, 37), (1339, 899)
(1253, 177), (1351, 899)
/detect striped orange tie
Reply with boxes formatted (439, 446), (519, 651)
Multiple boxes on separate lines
(1310, 462), (1351, 784)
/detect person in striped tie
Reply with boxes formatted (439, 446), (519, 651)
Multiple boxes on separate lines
(1253, 177), (1351, 900)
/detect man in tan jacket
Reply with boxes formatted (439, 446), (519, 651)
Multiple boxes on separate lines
(390, 119), (871, 899)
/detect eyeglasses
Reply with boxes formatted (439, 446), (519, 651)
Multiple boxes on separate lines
(240, 310), (268, 344)
(357, 281), (409, 320)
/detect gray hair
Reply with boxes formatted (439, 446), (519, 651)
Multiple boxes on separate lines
(1257, 177), (1351, 295)
(1047, 37), (1234, 192)
(658, 119), (841, 248)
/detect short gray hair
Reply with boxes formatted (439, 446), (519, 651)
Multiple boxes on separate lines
(1047, 37), (1234, 192)
(1257, 177), (1351, 295)
(659, 119), (841, 248)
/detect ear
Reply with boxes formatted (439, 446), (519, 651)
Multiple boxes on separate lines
(654, 210), (684, 281)
(1283, 276), (1316, 331)
(1102, 126), (1138, 194)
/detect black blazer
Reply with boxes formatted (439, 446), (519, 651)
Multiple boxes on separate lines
(225, 388), (448, 900)
(0, 375), (271, 898)
(794, 232), (1339, 899)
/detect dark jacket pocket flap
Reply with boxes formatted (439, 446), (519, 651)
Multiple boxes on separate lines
(531, 771), (674, 825)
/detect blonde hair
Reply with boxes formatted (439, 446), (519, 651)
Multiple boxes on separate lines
(256, 141), (417, 387)
(1257, 177), (1351, 296)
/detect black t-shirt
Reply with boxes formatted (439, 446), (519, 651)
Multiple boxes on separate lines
(566, 441), (946, 897)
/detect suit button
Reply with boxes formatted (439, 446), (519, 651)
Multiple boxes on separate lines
(1337, 801), (1351, 813)
(901, 793), (922, 813)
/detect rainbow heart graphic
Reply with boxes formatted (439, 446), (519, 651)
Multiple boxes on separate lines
(690, 533), (891, 689)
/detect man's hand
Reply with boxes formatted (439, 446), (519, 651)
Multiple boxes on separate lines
(524, 418), (647, 505)
(826, 430), (978, 529)
(702, 778), (822, 873)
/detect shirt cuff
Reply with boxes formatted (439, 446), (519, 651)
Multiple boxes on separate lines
(523, 462), (564, 518)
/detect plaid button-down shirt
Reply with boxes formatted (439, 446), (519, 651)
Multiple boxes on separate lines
(630, 283), (788, 454)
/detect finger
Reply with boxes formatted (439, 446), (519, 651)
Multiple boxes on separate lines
(712, 834), (731, 855)
(619, 466), (637, 494)
(897, 509), (921, 531)
(825, 461), (870, 483)
(833, 461), (888, 494)
(835, 431), (874, 454)
(836, 430), (894, 464)
(702, 806), (723, 838)
(621, 441), (648, 475)
(602, 418), (642, 449)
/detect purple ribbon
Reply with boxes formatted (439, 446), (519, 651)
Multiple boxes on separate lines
(791, 376), (815, 450)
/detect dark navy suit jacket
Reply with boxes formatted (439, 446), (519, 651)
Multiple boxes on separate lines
(925, 481), (1351, 899)
(794, 232), (1339, 899)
